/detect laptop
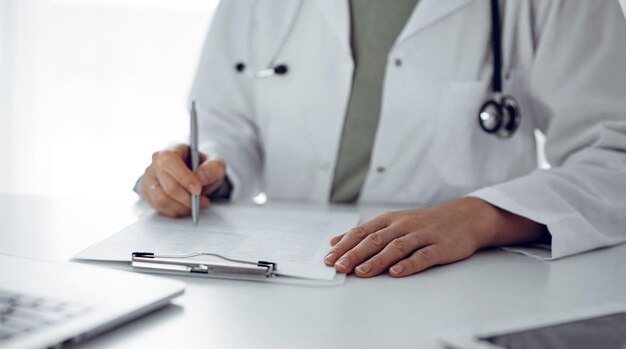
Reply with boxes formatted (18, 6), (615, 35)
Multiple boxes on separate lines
(0, 253), (184, 349)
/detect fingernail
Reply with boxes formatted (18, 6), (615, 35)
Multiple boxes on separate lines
(188, 183), (200, 194)
(390, 264), (404, 275)
(356, 263), (371, 274)
(324, 252), (336, 264)
(336, 257), (351, 270)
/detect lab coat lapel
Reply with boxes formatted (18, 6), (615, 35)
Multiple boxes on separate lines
(254, 0), (303, 69)
(313, 0), (351, 56)
(395, 0), (477, 47)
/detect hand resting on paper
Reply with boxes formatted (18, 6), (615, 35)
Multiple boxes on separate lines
(324, 197), (549, 278)
(141, 144), (226, 218)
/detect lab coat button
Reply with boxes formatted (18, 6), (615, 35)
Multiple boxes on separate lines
(394, 58), (402, 67)
(376, 166), (386, 173)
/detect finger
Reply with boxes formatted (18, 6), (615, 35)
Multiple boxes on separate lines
(197, 159), (226, 187)
(156, 150), (202, 195)
(334, 227), (405, 275)
(324, 217), (389, 271)
(156, 165), (210, 210)
(169, 143), (190, 159)
(200, 196), (210, 209)
(327, 212), (393, 249)
(156, 168), (192, 209)
(389, 245), (443, 278)
(153, 144), (192, 164)
(167, 146), (212, 209)
(329, 234), (343, 246)
(354, 233), (424, 278)
(147, 185), (191, 218)
(156, 149), (211, 210)
(202, 179), (225, 197)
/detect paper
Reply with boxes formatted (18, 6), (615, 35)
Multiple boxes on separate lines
(74, 205), (360, 282)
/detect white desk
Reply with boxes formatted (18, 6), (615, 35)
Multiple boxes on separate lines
(1, 193), (625, 349)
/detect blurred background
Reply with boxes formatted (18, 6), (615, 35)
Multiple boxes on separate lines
(0, 0), (219, 199)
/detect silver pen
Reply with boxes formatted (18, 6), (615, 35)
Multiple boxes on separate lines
(190, 101), (200, 225)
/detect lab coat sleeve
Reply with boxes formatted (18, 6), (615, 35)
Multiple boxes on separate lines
(469, 1), (626, 259)
(188, 0), (262, 202)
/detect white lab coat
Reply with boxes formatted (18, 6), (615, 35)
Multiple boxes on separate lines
(189, 0), (626, 259)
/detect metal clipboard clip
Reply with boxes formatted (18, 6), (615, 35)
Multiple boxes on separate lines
(131, 252), (278, 278)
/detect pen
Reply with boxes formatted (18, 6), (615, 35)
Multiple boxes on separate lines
(190, 101), (200, 225)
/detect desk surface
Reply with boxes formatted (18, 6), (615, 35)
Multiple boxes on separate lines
(1, 193), (625, 349)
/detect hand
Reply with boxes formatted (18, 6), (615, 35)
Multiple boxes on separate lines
(324, 197), (548, 278)
(141, 144), (226, 218)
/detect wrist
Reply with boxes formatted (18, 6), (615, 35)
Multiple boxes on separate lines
(462, 197), (549, 249)
(454, 197), (505, 249)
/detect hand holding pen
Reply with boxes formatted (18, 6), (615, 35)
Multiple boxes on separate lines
(140, 103), (227, 219)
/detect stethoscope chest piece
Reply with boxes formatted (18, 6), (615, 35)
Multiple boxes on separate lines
(478, 93), (521, 138)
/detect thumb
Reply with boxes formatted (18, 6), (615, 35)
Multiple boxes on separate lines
(196, 158), (226, 187)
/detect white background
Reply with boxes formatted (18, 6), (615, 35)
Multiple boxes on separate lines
(0, 0), (219, 198)
(0, 0), (556, 201)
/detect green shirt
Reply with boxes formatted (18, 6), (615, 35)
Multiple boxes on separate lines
(330, 0), (419, 203)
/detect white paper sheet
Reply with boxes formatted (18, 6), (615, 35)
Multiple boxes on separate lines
(74, 205), (360, 282)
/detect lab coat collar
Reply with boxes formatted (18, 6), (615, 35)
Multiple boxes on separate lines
(313, 0), (352, 56)
(396, 0), (476, 46)
(255, 0), (305, 69)
(314, 0), (476, 53)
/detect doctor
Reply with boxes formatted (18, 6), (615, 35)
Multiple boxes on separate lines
(139, 0), (626, 278)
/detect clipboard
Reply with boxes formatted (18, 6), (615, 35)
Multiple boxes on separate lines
(131, 252), (277, 278)
(74, 205), (359, 286)
(130, 251), (346, 286)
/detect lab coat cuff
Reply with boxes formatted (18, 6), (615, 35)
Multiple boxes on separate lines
(208, 176), (233, 201)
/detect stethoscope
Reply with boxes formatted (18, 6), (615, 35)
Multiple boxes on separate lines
(233, 0), (296, 80)
(234, 0), (521, 138)
(478, 0), (521, 138)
